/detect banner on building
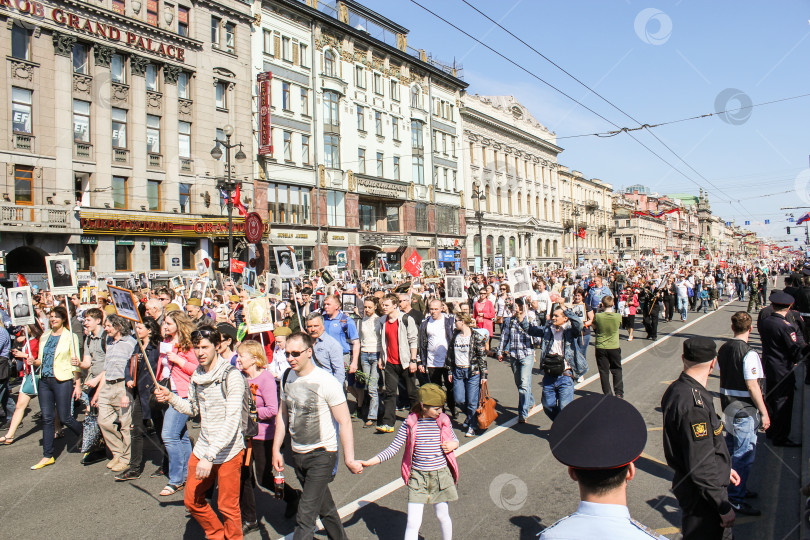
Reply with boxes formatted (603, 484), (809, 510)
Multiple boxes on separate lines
(257, 72), (273, 156)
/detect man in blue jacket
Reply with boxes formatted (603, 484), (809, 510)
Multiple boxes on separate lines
(585, 275), (613, 311)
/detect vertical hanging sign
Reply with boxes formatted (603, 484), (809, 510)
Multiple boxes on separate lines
(258, 72), (273, 156)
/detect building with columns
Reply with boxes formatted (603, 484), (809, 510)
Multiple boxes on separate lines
(611, 193), (666, 261)
(557, 167), (614, 265)
(254, 0), (467, 275)
(0, 0), (254, 283)
(460, 94), (564, 272)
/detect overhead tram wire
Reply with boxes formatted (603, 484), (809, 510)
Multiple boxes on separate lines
(451, 0), (758, 220)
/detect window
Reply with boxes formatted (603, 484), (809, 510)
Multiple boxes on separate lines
(497, 187), (502, 213)
(508, 190), (513, 214)
(224, 22), (235, 53)
(300, 87), (309, 115)
(150, 244), (165, 270)
(111, 108), (127, 148)
(283, 131), (292, 161)
(73, 43), (89, 74)
(263, 29), (273, 54)
(299, 43), (308, 67)
(215, 81), (227, 109)
(393, 156), (400, 180)
(359, 204), (376, 231)
(11, 24), (30, 60)
(267, 183), (311, 224)
(282, 82), (291, 110)
(442, 133), (447, 154)
(115, 242), (133, 271)
(517, 191), (522, 214)
(324, 135), (339, 168)
(386, 205), (399, 232)
(412, 156), (424, 184)
(443, 169), (448, 191)
(356, 105), (365, 131)
(373, 73), (383, 95)
(147, 180), (161, 211)
(377, 152), (384, 177)
(323, 91), (339, 126)
(452, 170), (457, 191)
(415, 203), (428, 232)
(76, 244), (95, 271)
(392, 117), (399, 140)
(178, 5), (189, 36)
(433, 166), (438, 188)
(146, 0), (158, 26)
(112, 0), (125, 15)
(179, 183), (191, 213)
(282, 36), (291, 60)
(355, 65), (365, 88)
(12, 87), (32, 134)
(327, 190), (345, 227)
(111, 54), (126, 83)
(14, 165), (33, 205)
(437, 206), (459, 234)
(112, 176), (127, 209)
(211, 16), (220, 45)
(178, 121), (191, 158)
(177, 72), (189, 99)
(301, 135), (310, 164)
(146, 115), (160, 154)
(411, 120), (423, 148)
(146, 64), (159, 91)
(375, 111), (382, 136)
(73, 100), (90, 143)
(410, 85), (420, 108)
(357, 148), (366, 174)
(451, 136), (457, 157)
(182, 243), (195, 270)
(390, 79), (399, 101)
(324, 50), (336, 77)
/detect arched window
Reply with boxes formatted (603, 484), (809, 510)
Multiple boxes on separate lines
(545, 239), (550, 256)
(551, 200), (555, 221)
(527, 193), (531, 216)
(517, 191), (522, 214)
(410, 85), (420, 108)
(509, 237), (516, 257)
(536, 196), (540, 218)
(544, 198), (548, 220)
(553, 240), (558, 257)
(486, 235), (494, 259)
(324, 50), (336, 77)
(485, 184), (491, 212)
(496, 187), (502, 213)
(473, 234), (481, 257)
(537, 239), (542, 256)
(498, 236), (506, 258)
(507, 189), (513, 214)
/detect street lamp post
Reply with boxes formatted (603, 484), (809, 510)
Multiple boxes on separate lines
(471, 184), (487, 272)
(210, 124), (246, 280)
(572, 207), (581, 267)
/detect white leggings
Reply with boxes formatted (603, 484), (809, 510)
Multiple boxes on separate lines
(405, 502), (452, 540)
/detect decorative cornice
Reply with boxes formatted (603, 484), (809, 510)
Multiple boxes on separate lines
(461, 107), (563, 154)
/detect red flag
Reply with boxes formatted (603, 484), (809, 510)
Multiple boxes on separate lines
(16, 274), (28, 287)
(403, 251), (423, 277)
(232, 184), (247, 217)
(577, 227), (586, 239)
(230, 260), (247, 274)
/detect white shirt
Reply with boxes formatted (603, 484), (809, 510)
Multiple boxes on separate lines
(453, 333), (471, 368)
(743, 350), (764, 381)
(426, 315), (449, 368)
(534, 290), (552, 319)
(282, 367), (346, 453)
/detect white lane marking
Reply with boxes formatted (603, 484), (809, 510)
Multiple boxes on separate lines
(278, 299), (735, 539)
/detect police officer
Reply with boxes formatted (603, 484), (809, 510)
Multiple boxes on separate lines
(790, 269), (810, 342)
(756, 290), (806, 343)
(540, 394), (665, 539)
(661, 337), (740, 540)
(759, 290), (809, 446)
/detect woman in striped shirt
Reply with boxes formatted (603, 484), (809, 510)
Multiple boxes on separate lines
(359, 383), (459, 540)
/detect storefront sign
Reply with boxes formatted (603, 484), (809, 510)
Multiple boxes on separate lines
(257, 72), (272, 155)
(80, 213), (268, 237)
(415, 237), (433, 248)
(81, 236), (97, 245)
(150, 238), (168, 246)
(357, 177), (407, 199)
(0, 2), (187, 62)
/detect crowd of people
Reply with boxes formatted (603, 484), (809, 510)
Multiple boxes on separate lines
(0, 256), (795, 539)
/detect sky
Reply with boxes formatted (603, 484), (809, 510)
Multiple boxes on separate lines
(358, 0), (810, 248)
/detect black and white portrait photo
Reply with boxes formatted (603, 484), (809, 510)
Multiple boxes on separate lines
(138, 273), (149, 289)
(380, 272), (394, 287)
(281, 280), (291, 300)
(108, 285), (141, 322)
(196, 260), (208, 276)
(508, 266), (533, 297)
(421, 259), (439, 281)
(321, 267), (336, 286)
(8, 286), (34, 326)
(341, 292), (357, 314)
(274, 246), (298, 278)
(170, 276), (185, 292)
(266, 274), (282, 297)
(190, 278), (208, 299)
(45, 255), (77, 295)
(445, 275), (465, 303)
(242, 268), (257, 292)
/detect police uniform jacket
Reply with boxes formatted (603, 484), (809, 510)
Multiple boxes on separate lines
(793, 286), (810, 317)
(757, 306), (806, 346)
(539, 501), (665, 539)
(760, 312), (807, 385)
(661, 372), (732, 515)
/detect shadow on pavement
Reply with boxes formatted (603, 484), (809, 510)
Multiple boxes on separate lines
(509, 514), (545, 539)
(342, 501), (408, 538)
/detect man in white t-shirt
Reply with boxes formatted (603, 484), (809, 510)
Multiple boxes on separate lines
(532, 280), (552, 325)
(418, 299), (456, 417)
(272, 332), (362, 539)
(675, 275), (690, 322)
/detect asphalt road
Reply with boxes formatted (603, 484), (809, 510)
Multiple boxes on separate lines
(0, 287), (803, 539)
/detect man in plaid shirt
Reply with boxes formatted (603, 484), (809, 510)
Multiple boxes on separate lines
(497, 297), (537, 423)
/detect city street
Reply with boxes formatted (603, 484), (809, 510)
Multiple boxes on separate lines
(0, 293), (802, 539)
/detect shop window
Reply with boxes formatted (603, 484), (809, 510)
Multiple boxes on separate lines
(76, 244), (95, 271)
(182, 243), (195, 269)
(150, 244), (166, 270)
(115, 241), (133, 271)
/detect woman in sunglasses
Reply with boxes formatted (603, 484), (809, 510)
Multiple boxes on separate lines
(155, 310), (199, 496)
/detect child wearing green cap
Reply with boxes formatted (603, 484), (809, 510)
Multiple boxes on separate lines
(359, 383), (459, 540)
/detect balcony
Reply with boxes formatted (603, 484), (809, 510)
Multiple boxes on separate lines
(74, 141), (92, 159)
(148, 153), (162, 169)
(180, 158), (194, 173)
(113, 148), (130, 164)
(13, 133), (33, 151)
(585, 200), (599, 212)
(0, 203), (81, 233)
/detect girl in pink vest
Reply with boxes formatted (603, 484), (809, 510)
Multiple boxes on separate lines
(360, 383), (459, 540)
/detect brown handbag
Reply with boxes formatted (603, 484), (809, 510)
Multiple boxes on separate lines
(476, 380), (497, 430)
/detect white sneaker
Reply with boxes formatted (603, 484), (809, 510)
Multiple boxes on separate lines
(576, 376), (584, 383)
(465, 427), (476, 437)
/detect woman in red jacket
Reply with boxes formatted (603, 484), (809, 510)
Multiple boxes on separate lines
(620, 288), (640, 342)
(473, 288), (495, 349)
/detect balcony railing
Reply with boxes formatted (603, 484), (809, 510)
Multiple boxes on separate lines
(74, 141), (92, 159)
(148, 153), (162, 168)
(14, 133), (33, 151)
(0, 204), (78, 231)
(113, 148), (129, 164)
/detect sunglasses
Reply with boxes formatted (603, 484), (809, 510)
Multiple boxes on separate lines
(191, 329), (217, 342)
(285, 349), (308, 358)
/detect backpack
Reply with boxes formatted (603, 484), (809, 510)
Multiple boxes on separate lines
(202, 365), (259, 441)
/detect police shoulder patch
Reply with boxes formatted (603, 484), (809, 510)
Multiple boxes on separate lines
(691, 422), (708, 440)
(630, 518), (666, 539)
(713, 422), (724, 436)
(791, 332), (797, 342)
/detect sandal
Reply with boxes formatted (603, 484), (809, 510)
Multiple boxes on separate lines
(0, 436), (14, 445)
(159, 483), (185, 496)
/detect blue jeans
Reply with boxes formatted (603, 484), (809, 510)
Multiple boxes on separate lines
(360, 352), (381, 420)
(509, 354), (535, 419)
(725, 413), (757, 501)
(38, 377), (83, 458)
(453, 367), (481, 426)
(162, 406), (192, 486)
(541, 373), (574, 421)
(677, 296), (689, 320)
